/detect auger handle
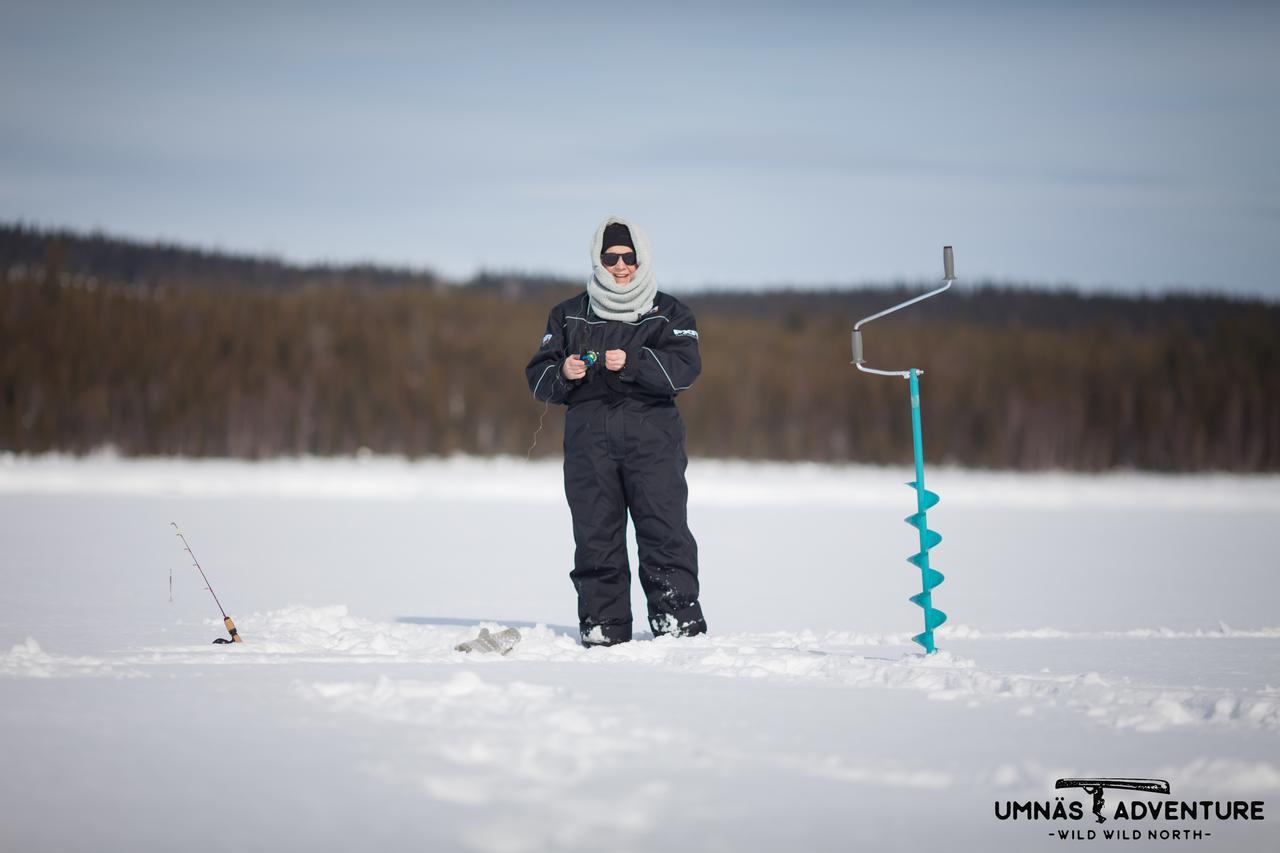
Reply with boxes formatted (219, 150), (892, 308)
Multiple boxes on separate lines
(852, 245), (955, 377)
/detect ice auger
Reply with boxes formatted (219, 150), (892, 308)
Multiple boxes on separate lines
(851, 247), (955, 654)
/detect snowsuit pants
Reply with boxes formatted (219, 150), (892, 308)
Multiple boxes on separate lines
(563, 397), (705, 645)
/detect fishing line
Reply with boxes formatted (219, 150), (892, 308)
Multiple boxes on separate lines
(526, 398), (551, 459)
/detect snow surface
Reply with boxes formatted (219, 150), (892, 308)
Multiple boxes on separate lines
(1, 453), (1277, 852)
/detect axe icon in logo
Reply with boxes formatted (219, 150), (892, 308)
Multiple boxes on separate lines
(1056, 778), (1171, 823)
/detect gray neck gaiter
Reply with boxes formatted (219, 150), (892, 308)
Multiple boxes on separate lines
(587, 215), (657, 321)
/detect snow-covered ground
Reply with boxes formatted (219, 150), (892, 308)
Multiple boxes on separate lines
(1, 453), (1277, 852)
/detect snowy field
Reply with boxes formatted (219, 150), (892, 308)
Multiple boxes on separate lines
(1, 453), (1278, 852)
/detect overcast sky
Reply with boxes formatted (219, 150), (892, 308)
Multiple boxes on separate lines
(2, 1), (1277, 297)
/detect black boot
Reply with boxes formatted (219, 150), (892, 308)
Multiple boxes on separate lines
(580, 621), (632, 648)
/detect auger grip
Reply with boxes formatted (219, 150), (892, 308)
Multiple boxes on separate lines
(943, 246), (955, 280)
(851, 330), (864, 365)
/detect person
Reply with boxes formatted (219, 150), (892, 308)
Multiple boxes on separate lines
(525, 215), (707, 647)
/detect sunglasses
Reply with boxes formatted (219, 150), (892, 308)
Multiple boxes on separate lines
(601, 251), (638, 267)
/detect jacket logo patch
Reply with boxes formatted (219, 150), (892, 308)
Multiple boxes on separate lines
(541, 333), (553, 346)
(673, 329), (699, 339)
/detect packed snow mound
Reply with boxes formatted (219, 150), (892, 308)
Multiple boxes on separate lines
(0, 637), (142, 679)
(54, 606), (1251, 736)
(9, 604), (1275, 737)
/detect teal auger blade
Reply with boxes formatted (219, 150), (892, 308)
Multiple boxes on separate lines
(906, 483), (940, 510)
(908, 556), (946, 587)
(904, 513), (943, 549)
(906, 563), (947, 591)
(906, 479), (943, 652)
(911, 527), (942, 548)
(909, 594), (947, 632)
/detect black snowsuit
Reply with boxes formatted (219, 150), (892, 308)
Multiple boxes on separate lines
(525, 291), (706, 645)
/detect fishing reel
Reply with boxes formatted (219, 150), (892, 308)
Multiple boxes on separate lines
(581, 350), (598, 367)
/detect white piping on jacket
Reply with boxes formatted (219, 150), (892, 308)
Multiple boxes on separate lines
(642, 346), (691, 391)
(532, 363), (556, 400)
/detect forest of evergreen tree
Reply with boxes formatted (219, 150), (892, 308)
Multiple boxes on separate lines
(3, 224), (1277, 471)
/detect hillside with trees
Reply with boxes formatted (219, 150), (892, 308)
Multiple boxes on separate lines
(3, 223), (1277, 470)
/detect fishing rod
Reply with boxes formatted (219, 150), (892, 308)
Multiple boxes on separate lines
(171, 522), (242, 644)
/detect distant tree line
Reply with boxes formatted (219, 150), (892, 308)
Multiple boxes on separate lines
(2, 223), (1277, 470)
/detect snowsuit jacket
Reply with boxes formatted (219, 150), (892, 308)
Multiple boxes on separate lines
(525, 291), (701, 407)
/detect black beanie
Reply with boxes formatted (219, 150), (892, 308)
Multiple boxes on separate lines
(602, 222), (634, 250)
